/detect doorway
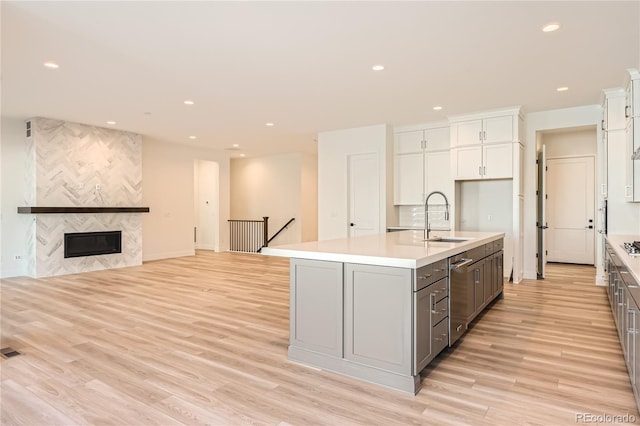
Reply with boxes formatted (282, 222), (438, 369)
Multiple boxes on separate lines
(194, 160), (220, 251)
(347, 152), (380, 237)
(546, 156), (595, 264)
(536, 127), (597, 276)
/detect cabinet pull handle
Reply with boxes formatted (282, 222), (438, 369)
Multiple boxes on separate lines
(418, 274), (432, 280)
(483, 166), (486, 175)
(626, 105), (631, 118)
(601, 119), (605, 131)
(479, 166), (482, 176)
(433, 268), (444, 273)
(479, 131), (482, 141)
(483, 130), (486, 140)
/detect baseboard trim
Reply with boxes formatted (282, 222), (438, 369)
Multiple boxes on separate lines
(143, 250), (195, 262)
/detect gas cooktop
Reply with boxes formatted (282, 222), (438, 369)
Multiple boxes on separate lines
(623, 241), (640, 257)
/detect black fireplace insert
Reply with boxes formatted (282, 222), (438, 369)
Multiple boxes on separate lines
(64, 231), (122, 258)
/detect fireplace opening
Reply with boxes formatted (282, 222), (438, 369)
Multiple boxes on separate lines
(64, 231), (122, 258)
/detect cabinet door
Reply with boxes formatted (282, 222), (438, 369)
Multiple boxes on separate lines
(483, 143), (513, 179)
(414, 286), (433, 374)
(290, 259), (343, 356)
(619, 284), (627, 350)
(483, 116), (514, 144)
(395, 130), (424, 155)
(452, 146), (482, 180)
(425, 150), (451, 200)
(495, 253), (504, 296)
(394, 153), (424, 205)
(626, 117), (640, 202)
(425, 126), (450, 151)
(473, 263), (484, 315)
(483, 256), (493, 305)
(344, 264), (412, 374)
(627, 297), (637, 378)
(452, 120), (483, 147)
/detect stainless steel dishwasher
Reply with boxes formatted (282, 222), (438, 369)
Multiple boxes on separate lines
(449, 246), (485, 345)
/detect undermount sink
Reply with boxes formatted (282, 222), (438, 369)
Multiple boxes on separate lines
(424, 237), (473, 243)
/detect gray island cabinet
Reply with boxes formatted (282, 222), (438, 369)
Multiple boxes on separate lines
(262, 230), (504, 394)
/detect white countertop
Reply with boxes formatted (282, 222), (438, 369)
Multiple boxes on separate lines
(606, 234), (640, 283)
(261, 230), (504, 269)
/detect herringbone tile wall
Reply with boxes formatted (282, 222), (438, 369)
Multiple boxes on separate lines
(26, 118), (144, 277)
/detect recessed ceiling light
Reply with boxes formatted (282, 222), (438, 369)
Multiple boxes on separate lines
(184, 100), (195, 105)
(433, 106), (443, 111)
(542, 23), (560, 32)
(240, 154), (246, 157)
(372, 65), (385, 71)
(106, 121), (116, 125)
(233, 144), (240, 148)
(556, 86), (569, 92)
(189, 135), (197, 139)
(43, 61), (59, 69)
(265, 122), (274, 127)
(143, 112), (152, 115)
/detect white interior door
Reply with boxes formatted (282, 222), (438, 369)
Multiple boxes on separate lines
(536, 145), (547, 278)
(546, 156), (595, 264)
(194, 160), (220, 251)
(348, 153), (379, 237)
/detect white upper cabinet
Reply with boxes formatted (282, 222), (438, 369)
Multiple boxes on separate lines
(483, 116), (514, 144)
(624, 70), (640, 202)
(449, 107), (522, 180)
(626, 69), (640, 122)
(451, 114), (515, 148)
(393, 124), (451, 205)
(395, 130), (424, 155)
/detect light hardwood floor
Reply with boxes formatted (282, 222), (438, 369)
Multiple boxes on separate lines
(1, 252), (638, 425)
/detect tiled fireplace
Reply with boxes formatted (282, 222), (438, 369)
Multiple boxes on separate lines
(21, 118), (146, 278)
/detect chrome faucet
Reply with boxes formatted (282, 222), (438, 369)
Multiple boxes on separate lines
(424, 191), (450, 240)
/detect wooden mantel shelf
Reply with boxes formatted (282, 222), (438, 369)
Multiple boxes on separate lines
(17, 207), (150, 214)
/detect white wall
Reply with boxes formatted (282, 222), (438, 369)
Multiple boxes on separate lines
(317, 124), (391, 240)
(1, 117), (30, 277)
(230, 152), (318, 246)
(194, 160), (220, 251)
(301, 153), (319, 242)
(524, 105), (606, 281)
(142, 138), (230, 261)
(458, 179), (513, 278)
(542, 128), (597, 158)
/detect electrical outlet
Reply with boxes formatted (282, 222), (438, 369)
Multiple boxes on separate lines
(14, 255), (21, 260)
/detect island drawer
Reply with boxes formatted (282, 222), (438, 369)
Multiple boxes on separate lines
(431, 276), (448, 302)
(432, 296), (448, 325)
(432, 316), (449, 355)
(415, 259), (448, 291)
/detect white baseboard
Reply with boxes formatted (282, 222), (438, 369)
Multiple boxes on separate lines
(143, 250), (195, 262)
(0, 266), (27, 279)
(195, 244), (218, 251)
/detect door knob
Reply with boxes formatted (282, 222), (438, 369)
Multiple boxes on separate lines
(350, 223), (355, 227)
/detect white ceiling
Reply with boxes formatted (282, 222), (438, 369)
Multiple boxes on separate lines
(2, 1), (639, 158)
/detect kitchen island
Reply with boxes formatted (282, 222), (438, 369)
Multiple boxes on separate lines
(262, 230), (505, 394)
